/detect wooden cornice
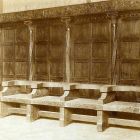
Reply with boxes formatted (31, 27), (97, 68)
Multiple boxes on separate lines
(0, 0), (140, 23)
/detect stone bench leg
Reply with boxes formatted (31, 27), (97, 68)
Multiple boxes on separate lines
(0, 102), (11, 117)
(60, 107), (72, 127)
(97, 111), (108, 132)
(27, 104), (39, 122)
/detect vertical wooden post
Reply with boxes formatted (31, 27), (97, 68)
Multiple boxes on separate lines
(24, 21), (35, 81)
(61, 17), (71, 83)
(111, 13), (118, 85)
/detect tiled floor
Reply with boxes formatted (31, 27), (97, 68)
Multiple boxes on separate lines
(0, 115), (139, 140)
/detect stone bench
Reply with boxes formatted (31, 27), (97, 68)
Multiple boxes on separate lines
(28, 82), (72, 122)
(2, 81), (139, 132)
(0, 80), (47, 118)
(60, 84), (105, 127)
(98, 85), (140, 131)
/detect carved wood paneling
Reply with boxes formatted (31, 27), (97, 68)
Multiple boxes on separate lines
(0, 10), (140, 89)
(71, 19), (111, 84)
(1, 24), (29, 81)
(71, 23), (92, 83)
(34, 22), (65, 82)
(92, 21), (111, 84)
(49, 24), (65, 81)
(15, 24), (29, 80)
(2, 27), (15, 81)
(118, 18), (140, 85)
(34, 22), (49, 81)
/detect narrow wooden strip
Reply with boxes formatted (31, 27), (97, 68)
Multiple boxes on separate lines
(38, 111), (59, 119)
(8, 108), (26, 115)
(71, 114), (97, 123)
(109, 118), (140, 128)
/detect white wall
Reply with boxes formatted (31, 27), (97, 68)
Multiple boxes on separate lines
(3, 0), (108, 13)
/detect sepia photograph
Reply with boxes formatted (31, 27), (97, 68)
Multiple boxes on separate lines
(0, 0), (140, 140)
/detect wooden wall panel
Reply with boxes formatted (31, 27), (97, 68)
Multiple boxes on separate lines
(36, 25), (49, 42)
(0, 14), (139, 90)
(73, 61), (90, 82)
(34, 22), (65, 82)
(73, 23), (91, 42)
(34, 23), (49, 80)
(1, 24), (29, 81)
(74, 43), (91, 60)
(15, 25), (29, 80)
(120, 20), (140, 41)
(71, 23), (92, 82)
(92, 62), (110, 82)
(118, 19), (140, 85)
(3, 62), (15, 76)
(92, 43), (109, 59)
(71, 20), (111, 83)
(92, 21), (111, 84)
(15, 62), (28, 79)
(2, 27), (15, 81)
(3, 44), (14, 60)
(50, 61), (64, 78)
(49, 24), (65, 81)
(3, 28), (15, 43)
(120, 42), (140, 59)
(92, 22), (110, 41)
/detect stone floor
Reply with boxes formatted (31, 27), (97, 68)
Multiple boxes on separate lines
(0, 115), (139, 140)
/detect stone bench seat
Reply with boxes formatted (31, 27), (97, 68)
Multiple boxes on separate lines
(98, 85), (140, 132)
(103, 101), (140, 114)
(0, 80), (46, 118)
(65, 98), (98, 110)
(60, 83), (105, 127)
(31, 96), (63, 107)
(27, 82), (73, 122)
(0, 80), (75, 122)
(1, 94), (31, 104)
(2, 80), (140, 132)
(30, 96), (63, 120)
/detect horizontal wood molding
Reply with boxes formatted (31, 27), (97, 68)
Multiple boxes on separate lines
(1, 1), (140, 23)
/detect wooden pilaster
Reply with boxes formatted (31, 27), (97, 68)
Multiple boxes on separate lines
(24, 21), (35, 81)
(111, 13), (118, 85)
(61, 17), (71, 83)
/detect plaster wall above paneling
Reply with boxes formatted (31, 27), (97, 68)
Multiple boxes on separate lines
(3, 0), (108, 13)
(0, 0), (2, 13)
